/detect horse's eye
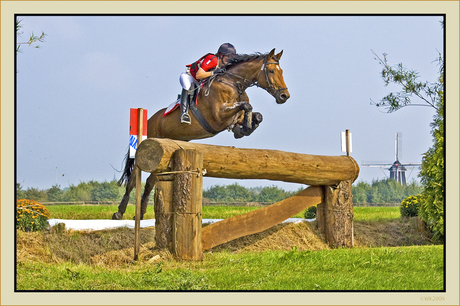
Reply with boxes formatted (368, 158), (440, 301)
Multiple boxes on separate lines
(269, 69), (275, 74)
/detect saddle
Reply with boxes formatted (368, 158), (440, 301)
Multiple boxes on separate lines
(162, 83), (217, 134)
(163, 85), (200, 117)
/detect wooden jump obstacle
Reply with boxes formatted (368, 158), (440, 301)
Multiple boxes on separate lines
(136, 138), (360, 260)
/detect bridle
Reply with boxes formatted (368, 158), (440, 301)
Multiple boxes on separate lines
(204, 55), (288, 98)
(257, 55), (288, 97)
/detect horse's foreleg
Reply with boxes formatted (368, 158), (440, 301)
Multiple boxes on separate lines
(138, 174), (158, 220)
(251, 111), (263, 130)
(241, 103), (253, 132)
(233, 110), (263, 139)
(113, 171), (136, 220)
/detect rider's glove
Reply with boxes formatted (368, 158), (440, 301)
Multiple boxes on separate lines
(213, 67), (226, 75)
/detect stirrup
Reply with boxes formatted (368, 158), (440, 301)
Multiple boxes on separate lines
(181, 113), (191, 124)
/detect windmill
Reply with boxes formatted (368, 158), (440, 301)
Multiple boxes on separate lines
(362, 132), (421, 185)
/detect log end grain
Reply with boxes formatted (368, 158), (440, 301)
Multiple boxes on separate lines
(136, 138), (165, 172)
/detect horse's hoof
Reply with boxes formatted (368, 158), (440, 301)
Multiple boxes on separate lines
(233, 127), (244, 139)
(112, 212), (123, 220)
(253, 112), (263, 124)
(132, 215), (144, 221)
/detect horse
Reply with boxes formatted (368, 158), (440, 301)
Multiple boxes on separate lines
(113, 48), (290, 220)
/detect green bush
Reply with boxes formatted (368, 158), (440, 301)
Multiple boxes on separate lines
(304, 206), (316, 219)
(400, 195), (421, 218)
(419, 88), (444, 239)
(16, 199), (50, 231)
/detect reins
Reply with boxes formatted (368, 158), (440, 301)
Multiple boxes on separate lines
(195, 53), (287, 135)
(204, 54), (287, 98)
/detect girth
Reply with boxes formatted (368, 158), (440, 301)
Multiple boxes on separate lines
(189, 99), (218, 135)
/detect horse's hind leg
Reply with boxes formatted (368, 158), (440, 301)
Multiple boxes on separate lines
(138, 174), (158, 220)
(112, 171), (136, 220)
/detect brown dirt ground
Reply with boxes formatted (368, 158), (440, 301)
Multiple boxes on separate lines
(16, 218), (435, 267)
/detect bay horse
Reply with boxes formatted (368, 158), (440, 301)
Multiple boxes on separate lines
(113, 48), (290, 220)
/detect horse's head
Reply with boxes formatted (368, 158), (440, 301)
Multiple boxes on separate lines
(258, 49), (290, 104)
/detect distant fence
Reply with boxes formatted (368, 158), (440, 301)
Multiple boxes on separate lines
(353, 203), (400, 207)
(40, 201), (276, 207)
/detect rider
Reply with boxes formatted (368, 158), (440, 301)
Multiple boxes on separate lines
(179, 43), (237, 124)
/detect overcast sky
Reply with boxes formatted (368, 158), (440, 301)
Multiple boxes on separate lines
(15, 15), (444, 191)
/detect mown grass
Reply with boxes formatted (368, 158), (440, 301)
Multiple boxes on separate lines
(46, 205), (398, 221)
(353, 207), (400, 221)
(46, 205), (154, 220)
(16, 245), (443, 291)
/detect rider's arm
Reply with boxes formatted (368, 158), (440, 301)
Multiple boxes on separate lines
(196, 68), (213, 80)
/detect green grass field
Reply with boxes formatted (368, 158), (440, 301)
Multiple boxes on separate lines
(16, 245), (443, 290)
(17, 205), (444, 291)
(46, 205), (400, 221)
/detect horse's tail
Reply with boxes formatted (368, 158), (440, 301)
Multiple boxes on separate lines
(117, 149), (135, 187)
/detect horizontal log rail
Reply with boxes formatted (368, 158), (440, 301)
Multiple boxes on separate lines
(136, 138), (360, 186)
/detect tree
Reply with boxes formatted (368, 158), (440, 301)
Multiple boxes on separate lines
(203, 185), (230, 202)
(372, 48), (444, 238)
(91, 180), (124, 201)
(371, 50), (442, 113)
(23, 187), (48, 202)
(16, 19), (46, 53)
(64, 182), (93, 202)
(16, 183), (25, 199)
(47, 184), (64, 202)
(418, 70), (444, 238)
(225, 183), (253, 202)
(256, 186), (295, 203)
(352, 181), (370, 204)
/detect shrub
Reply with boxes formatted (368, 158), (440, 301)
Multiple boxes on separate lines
(16, 199), (50, 232)
(400, 194), (421, 218)
(304, 206), (316, 219)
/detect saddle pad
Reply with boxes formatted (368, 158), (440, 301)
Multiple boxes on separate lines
(163, 98), (180, 117)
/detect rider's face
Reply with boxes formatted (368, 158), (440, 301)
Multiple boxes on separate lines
(221, 55), (230, 66)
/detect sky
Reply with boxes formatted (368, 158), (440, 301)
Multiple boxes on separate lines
(15, 14), (444, 192)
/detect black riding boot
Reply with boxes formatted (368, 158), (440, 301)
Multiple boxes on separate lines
(180, 88), (191, 124)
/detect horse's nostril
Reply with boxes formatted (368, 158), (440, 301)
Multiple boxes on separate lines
(280, 93), (289, 101)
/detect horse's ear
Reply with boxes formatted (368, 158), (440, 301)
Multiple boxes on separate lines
(268, 48), (276, 58)
(275, 50), (283, 61)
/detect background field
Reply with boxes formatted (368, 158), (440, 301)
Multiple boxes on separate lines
(44, 204), (400, 221)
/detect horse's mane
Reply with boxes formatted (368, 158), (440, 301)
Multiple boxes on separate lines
(225, 52), (265, 68)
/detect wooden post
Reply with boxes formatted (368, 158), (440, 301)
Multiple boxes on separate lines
(316, 180), (354, 248)
(154, 176), (174, 250)
(133, 108), (143, 261)
(171, 149), (203, 260)
(345, 129), (351, 157)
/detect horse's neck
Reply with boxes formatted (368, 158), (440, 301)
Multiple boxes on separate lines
(228, 58), (264, 87)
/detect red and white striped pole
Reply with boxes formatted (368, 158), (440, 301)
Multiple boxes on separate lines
(131, 108), (147, 261)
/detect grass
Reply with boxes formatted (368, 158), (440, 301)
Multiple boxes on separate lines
(353, 206), (400, 221)
(46, 205), (155, 220)
(46, 205), (397, 221)
(16, 245), (444, 290)
(17, 205), (443, 291)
